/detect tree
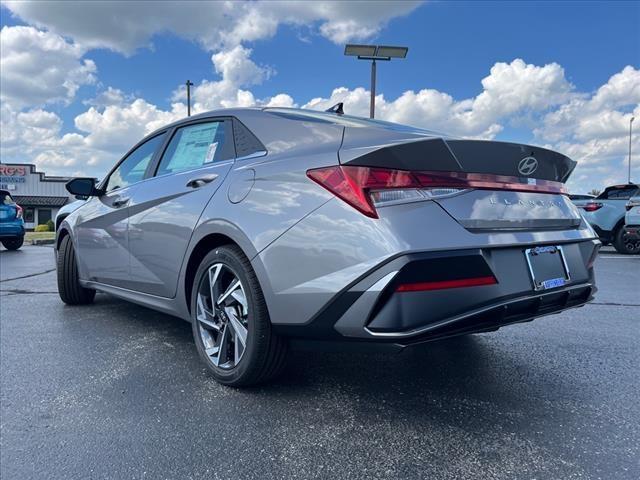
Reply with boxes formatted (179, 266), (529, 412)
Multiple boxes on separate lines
(588, 189), (601, 196)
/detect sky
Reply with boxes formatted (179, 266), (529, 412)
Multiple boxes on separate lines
(1, 0), (639, 194)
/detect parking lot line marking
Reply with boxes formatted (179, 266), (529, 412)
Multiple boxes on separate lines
(599, 256), (640, 259)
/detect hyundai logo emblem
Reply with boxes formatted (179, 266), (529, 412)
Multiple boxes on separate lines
(518, 156), (538, 176)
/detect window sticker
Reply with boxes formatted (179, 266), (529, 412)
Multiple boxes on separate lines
(205, 142), (219, 163)
(171, 123), (219, 170)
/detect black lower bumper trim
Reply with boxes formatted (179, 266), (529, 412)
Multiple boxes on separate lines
(377, 283), (594, 346)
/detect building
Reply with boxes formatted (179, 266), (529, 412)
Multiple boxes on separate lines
(0, 163), (73, 230)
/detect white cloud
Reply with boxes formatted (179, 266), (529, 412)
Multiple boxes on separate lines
(170, 45), (292, 112)
(533, 66), (640, 191)
(83, 86), (132, 108)
(0, 25), (96, 108)
(302, 59), (574, 139)
(4, 1), (422, 54)
(212, 45), (273, 87)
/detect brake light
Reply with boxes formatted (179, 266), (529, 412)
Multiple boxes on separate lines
(396, 275), (497, 292)
(583, 202), (603, 212)
(307, 165), (567, 218)
(15, 205), (23, 219)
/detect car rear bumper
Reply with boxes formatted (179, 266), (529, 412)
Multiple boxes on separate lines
(276, 239), (599, 347)
(0, 222), (25, 238)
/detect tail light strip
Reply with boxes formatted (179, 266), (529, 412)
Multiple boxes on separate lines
(307, 165), (567, 218)
(396, 275), (497, 292)
(582, 202), (603, 212)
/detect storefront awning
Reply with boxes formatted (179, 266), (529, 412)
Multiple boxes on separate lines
(13, 196), (69, 207)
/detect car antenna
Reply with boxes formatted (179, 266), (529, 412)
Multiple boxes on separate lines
(325, 102), (344, 115)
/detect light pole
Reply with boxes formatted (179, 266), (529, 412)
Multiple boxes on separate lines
(344, 44), (408, 119)
(629, 116), (635, 183)
(186, 80), (194, 117)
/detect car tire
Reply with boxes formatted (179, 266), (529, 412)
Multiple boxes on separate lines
(191, 245), (287, 387)
(57, 234), (96, 305)
(612, 226), (637, 254)
(1, 236), (24, 250)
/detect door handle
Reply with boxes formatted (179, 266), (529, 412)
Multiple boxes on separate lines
(186, 173), (219, 188)
(112, 197), (130, 208)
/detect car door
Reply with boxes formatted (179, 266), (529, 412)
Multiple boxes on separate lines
(74, 132), (166, 287)
(127, 118), (236, 297)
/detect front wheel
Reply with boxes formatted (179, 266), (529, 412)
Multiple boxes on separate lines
(1, 236), (24, 250)
(57, 235), (96, 305)
(191, 245), (287, 386)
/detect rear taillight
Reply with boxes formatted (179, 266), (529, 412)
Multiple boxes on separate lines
(626, 200), (640, 211)
(307, 165), (567, 219)
(15, 205), (23, 219)
(583, 202), (603, 212)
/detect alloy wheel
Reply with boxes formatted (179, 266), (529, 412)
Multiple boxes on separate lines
(196, 263), (249, 369)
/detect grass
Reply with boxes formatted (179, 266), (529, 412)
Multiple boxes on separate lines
(25, 231), (55, 241)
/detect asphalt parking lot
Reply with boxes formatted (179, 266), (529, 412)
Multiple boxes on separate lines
(1, 245), (638, 479)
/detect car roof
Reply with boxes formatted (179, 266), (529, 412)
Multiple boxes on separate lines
(145, 106), (445, 139)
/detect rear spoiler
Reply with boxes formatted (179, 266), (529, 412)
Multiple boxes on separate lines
(339, 132), (576, 183)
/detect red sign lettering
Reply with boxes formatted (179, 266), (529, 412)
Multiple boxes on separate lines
(0, 165), (27, 176)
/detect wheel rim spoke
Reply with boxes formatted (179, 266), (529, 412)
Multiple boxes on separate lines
(209, 264), (222, 304)
(196, 262), (249, 370)
(230, 289), (248, 316)
(217, 279), (241, 306)
(215, 324), (230, 367)
(227, 307), (247, 347)
(196, 295), (219, 330)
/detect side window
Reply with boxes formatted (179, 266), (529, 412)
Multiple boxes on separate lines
(156, 121), (234, 176)
(105, 133), (166, 192)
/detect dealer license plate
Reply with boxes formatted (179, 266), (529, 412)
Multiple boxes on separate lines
(525, 245), (571, 291)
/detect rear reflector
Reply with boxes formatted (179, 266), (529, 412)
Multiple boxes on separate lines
(396, 275), (497, 292)
(307, 165), (567, 218)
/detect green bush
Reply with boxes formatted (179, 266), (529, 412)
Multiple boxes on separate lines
(46, 219), (55, 231)
(34, 224), (50, 232)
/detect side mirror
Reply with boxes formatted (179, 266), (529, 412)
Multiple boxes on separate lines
(66, 178), (102, 197)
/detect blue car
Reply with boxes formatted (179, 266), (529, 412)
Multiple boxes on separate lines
(0, 189), (25, 250)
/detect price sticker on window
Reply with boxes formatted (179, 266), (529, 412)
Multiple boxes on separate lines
(205, 142), (218, 163)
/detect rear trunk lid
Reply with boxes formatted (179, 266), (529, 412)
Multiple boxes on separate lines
(339, 128), (581, 230)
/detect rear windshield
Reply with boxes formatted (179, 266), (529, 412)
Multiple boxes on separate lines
(1, 191), (15, 205)
(265, 108), (444, 136)
(597, 185), (639, 200)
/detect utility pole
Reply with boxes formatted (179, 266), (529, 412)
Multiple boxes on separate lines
(370, 59), (377, 119)
(629, 116), (635, 183)
(186, 80), (194, 117)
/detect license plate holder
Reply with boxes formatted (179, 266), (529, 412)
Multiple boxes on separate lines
(525, 245), (571, 291)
